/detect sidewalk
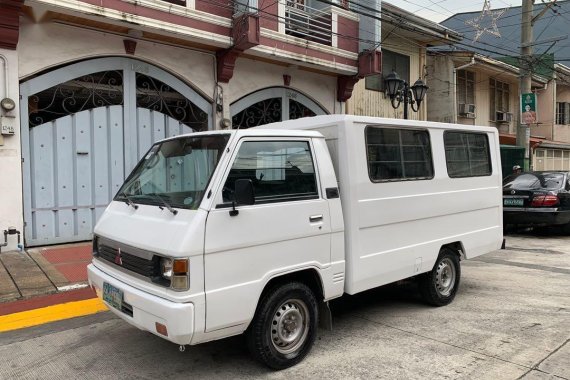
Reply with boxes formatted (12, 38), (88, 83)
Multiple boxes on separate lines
(0, 242), (106, 332)
(0, 242), (93, 303)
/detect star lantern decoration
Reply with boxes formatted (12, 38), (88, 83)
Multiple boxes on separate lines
(465, 0), (507, 42)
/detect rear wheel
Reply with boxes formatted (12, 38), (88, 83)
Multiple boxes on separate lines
(419, 248), (461, 306)
(246, 282), (318, 370)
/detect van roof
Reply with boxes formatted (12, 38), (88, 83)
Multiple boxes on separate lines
(159, 115), (498, 144)
(257, 115), (499, 134)
(159, 127), (323, 143)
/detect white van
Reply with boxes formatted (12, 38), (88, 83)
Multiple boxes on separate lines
(87, 115), (503, 369)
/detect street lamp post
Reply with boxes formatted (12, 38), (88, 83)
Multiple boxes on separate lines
(384, 71), (429, 119)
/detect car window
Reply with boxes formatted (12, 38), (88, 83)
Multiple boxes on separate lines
(503, 173), (564, 190)
(222, 140), (318, 204)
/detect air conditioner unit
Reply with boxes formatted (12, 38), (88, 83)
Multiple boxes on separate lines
(496, 111), (513, 123)
(458, 103), (476, 118)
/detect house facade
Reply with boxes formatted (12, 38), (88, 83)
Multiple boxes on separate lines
(346, 2), (461, 120)
(0, 0), (383, 249)
(533, 64), (570, 171)
(425, 52), (570, 173)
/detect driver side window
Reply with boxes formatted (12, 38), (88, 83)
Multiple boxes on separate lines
(223, 140), (319, 204)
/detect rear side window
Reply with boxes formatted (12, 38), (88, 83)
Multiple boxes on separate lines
(503, 173), (564, 190)
(223, 140), (318, 204)
(444, 132), (492, 177)
(366, 126), (434, 182)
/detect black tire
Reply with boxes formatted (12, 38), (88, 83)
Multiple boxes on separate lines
(419, 248), (461, 306)
(246, 282), (318, 370)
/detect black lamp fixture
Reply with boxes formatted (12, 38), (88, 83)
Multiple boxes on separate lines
(385, 71), (428, 119)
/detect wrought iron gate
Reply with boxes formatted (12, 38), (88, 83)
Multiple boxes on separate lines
(20, 57), (212, 246)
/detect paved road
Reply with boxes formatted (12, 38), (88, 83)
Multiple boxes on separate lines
(1, 233), (569, 379)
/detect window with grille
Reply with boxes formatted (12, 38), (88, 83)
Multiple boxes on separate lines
(457, 70), (475, 115)
(556, 102), (570, 125)
(489, 78), (510, 121)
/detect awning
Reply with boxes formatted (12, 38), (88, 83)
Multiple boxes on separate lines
(499, 134), (543, 150)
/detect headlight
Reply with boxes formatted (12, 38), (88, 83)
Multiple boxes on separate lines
(160, 257), (173, 279)
(160, 257), (189, 291)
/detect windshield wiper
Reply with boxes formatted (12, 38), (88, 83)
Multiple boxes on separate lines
(151, 193), (178, 215)
(120, 191), (139, 210)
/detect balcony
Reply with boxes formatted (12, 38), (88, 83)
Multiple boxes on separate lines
(284, 2), (332, 46)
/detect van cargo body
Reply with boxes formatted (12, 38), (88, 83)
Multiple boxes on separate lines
(87, 115), (503, 369)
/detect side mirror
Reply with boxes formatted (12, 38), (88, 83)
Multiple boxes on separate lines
(235, 179), (255, 205)
(230, 179), (255, 216)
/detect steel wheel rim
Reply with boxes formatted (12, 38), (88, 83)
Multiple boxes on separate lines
(435, 258), (456, 297)
(270, 298), (310, 354)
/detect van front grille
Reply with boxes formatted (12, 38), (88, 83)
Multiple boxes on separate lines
(97, 244), (161, 279)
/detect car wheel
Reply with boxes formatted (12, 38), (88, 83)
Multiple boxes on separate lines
(419, 248), (461, 306)
(246, 282), (318, 370)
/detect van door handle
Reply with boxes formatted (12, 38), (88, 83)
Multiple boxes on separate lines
(309, 215), (323, 223)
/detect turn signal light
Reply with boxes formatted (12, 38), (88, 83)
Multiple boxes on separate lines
(531, 195), (559, 207)
(155, 322), (168, 336)
(172, 259), (189, 291)
(173, 259), (188, 275)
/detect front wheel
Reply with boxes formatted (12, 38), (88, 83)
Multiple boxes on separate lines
(246, 282), (318, 370)
(419, 248), (461, 306)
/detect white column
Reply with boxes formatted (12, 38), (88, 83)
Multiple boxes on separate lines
(0, 48), (24, 251)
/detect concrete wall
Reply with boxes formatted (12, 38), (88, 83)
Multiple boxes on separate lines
(553, 84), (570, 142)
(426, 57), (521, 133)
(530, 80), (556, 140)
(19, 20), (216, 99)
(0, 48), (23, 251)
(229, 58), (339, 113)
(347, 34), (425, 120)
(426, 55), (455, 124)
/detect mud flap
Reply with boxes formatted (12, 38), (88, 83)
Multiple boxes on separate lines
(319, 301), (332, 331)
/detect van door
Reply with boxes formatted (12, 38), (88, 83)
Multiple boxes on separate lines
(204, 138), (331, 332)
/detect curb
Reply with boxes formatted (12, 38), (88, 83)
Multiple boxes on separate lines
(0, 287), (108, 332)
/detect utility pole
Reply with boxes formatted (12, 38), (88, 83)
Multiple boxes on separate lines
(517, 0), (533, 170)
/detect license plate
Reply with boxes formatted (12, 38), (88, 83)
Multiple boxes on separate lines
(504, 198), (524, 206)
(103, 282), (123, 311)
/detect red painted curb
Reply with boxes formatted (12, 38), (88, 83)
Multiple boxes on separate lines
(0, 287), (97, 316)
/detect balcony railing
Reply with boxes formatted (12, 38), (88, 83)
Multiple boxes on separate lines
(285, 3), (332, 46)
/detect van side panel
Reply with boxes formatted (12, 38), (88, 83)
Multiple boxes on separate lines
(308, 122), (502, 295)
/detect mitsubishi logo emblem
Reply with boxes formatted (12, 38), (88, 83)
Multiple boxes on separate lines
(115, 248), (123, 265)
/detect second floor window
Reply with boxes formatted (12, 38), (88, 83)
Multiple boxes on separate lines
(457, 70), (475, 114)
(489, 78), (510, 121)
(366, 50), (410, 92)
(556, 102), (570, 125)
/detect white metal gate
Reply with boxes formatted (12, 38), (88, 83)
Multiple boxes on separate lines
(20, 57), (212, 246)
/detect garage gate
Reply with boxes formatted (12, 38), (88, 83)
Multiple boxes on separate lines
(20, 57), (212, 247)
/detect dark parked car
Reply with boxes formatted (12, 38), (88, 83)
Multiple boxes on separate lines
(503, 171), (570, 231)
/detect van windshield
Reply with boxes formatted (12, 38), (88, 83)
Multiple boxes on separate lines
(115, 134), (230, 210)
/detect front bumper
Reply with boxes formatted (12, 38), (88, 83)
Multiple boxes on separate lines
(503, 208), (570, 227)
(87, 263), (194, 345)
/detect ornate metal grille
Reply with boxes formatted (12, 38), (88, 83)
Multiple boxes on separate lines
(232, 98), (282, 129)
(136, 73), (208, 131)
(28, 70), (124, 127)
(289, 99), (316, 120)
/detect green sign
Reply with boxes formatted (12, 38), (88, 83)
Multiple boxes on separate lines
(521, 93), (537, 125)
